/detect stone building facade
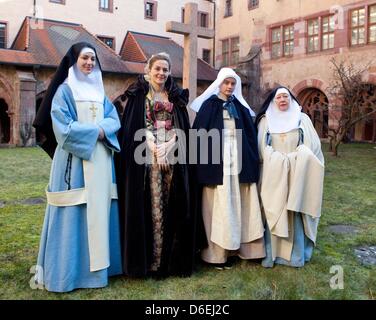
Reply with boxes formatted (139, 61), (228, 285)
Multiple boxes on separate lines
(215, 0), (376, 141)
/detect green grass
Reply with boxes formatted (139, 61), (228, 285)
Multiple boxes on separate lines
(0, 144), (375, 300)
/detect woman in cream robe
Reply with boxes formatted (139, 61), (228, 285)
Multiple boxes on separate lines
(191, 68), (265, 269)
(256, 87), (324, 268)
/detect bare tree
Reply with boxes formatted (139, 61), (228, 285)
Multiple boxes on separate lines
(326, 58), (376, 156)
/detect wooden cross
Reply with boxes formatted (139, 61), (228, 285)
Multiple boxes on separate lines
(89, 104), (98, 119)
(166, 2), (215, 123)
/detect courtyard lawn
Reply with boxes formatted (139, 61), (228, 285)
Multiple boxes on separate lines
(0, 143), (375, 300)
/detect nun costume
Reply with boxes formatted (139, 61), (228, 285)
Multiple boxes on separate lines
(33, 42), (122, 292)
(191, 68), (265, 268)
(256, 87), (325, 268)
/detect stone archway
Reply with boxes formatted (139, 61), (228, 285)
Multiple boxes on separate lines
(35, 91), (46, 144)
(354, 83), (376, 142)
(298, 88), (329, 138)
(0, 98), (10, 144)
(0, 75), (15, 145)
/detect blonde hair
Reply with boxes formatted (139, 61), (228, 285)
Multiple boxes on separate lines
(144, 52), (171, 74)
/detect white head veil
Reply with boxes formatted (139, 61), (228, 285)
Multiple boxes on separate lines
(265, 88), (302, 133)
(65, 47), (105, 103)
(189, 67), (255, 116)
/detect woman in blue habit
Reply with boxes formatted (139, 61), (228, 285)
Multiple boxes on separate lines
(32, 42), (122, 292)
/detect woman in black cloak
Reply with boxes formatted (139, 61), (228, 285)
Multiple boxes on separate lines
(115, 52), (201, 278)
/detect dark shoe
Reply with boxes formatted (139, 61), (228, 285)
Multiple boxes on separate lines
(224, 261), (233, 270)
(213, 263), (225, 270)
(224, 256), (238, 269)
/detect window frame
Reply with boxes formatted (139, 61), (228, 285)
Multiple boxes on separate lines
(248, 0), (259, 11)
(222, 39), (230, 67)
(283, 24), (294, 57)
(230, 36), (240, 65)
(271, 24), (294, 59)
(221, 36), (240, 67)
(350, 7), (366, 46)
(321, 15), (335, 51)
(202, 48), (211, 64)
(0, 21), (8, 49)
(224, 0), (233, 18)
(49, 0), (66, 4)
(97, 35), (116, 50)
(306, 14), (335, 54)
(144, 0), (158, 21)
(271, 26), (282, 59)
(99, 0), (113, 13)
(307, 17), (320, 53)
(368, 4), (376, 44)
(198, 11), (209, 28)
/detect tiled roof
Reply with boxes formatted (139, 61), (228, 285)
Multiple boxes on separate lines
(1, 18), (217, 81)
(1, 17), (130, 73)
(0, 49), (34, 65)
(119, 32), (147, 63)
(120, 31), (217, 81)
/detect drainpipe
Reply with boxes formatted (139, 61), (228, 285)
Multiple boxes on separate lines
(207, 0), (216, 67)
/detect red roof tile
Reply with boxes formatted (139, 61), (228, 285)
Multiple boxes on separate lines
(12, 17), (29, 51)
(1, 17), (130, 74)
(0, 49), (34, 65)
(120, 32), (147, 63)
(1, 18), (217, 81)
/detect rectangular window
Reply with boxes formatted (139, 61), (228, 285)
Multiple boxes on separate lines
(322, 15), (335, 50)
(351, 8), (366, 45)
(230, 37), (240, 65)
(248, 0), (259, 10)
(307, 18), (319, 52)
(224, 0), (232, 17)
(271, 25), (294, 58)
(181, 8), (185, 23)
(222, 39), (229, 66)
(369, 4), (376, 43)
(145, 1), (157, 20)
(283, 25), (294, 56)
(199, 12), (208, 28)
(49, 0), (65, 4)
(202, 49), (211, 64)
(271, 27), (281, 58)
(221, 37), (239, 66)
(97, 36), (115, 50)
(99, 0), (113, 12)
(0, 22), (7, 49)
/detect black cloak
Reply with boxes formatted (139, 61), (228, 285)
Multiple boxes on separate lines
(115, 75), (202, 277)
(33, 42), (101, 158)
(255, 86), (301, 126)
(192, 94), (260, 185)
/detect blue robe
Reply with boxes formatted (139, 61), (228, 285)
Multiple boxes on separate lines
(35, 84), (122, 292)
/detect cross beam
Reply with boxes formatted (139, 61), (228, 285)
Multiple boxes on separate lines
(166, 2), (215, 123)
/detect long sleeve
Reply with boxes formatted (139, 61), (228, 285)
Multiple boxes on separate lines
(51, 85), (100, 160)
(98, 97), (121, 152)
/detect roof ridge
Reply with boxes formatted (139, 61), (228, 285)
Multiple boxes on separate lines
(26, 16), (81, 27)
(128, 30), (170, 40)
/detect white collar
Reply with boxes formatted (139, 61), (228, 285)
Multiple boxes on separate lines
(189, 67), (255, 116)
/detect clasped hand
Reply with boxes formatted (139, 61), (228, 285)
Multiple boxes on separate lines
(148, 134), (177, 172)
